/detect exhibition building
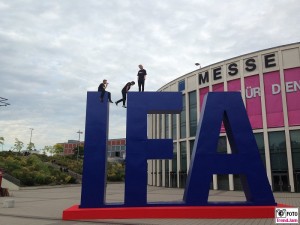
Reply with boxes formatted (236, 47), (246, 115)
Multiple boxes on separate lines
(147, 42), (300, 192)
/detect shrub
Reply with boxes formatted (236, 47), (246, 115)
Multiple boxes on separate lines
(0, 151), (78, 186)
(34, 172), (52, 185)
(107, 162), (125, 182)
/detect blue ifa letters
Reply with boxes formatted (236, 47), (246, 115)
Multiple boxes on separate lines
(80, 92), (276, 208)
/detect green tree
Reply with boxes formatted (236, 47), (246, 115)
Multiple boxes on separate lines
(43, 145), (55, 156)
(26, 142), (35, 151)
(73, 145), (84, 158)
(53, 144), (64, 155)
(107, 162), (125, 181)
(12, 138), (24, 153)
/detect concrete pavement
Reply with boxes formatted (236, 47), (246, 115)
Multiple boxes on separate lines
(0, 183), (299, 225)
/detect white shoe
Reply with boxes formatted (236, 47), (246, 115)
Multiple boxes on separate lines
(122, 105), (127, 108)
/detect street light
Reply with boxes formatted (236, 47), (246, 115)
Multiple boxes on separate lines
(0, 97), (10, 107)
(195, 63), (201, 68)
(0, 137), (4, 151)
(29, 128), (34, 144)
(77, 130), (83, 161)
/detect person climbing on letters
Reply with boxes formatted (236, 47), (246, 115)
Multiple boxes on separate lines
(137, 64), (147, 92)
(98, 79), (113, 103)
(115, 81), (135, 108)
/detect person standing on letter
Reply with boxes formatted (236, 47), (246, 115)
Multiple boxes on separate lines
(98, 79), (113, 103)
(115, 81), (135, 108)
(137, 64), (147, 92)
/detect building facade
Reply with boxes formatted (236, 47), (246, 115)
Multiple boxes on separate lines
(61, 140), (84, 155)
(59, 138), (126, 159)
(148, 42), (300, 192)
(107, 138), (126, 159)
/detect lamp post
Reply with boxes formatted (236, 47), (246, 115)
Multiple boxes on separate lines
(29, 128), (34, 146)
(0, 97), (10, 107)
(77, 130), (83, 161)
(195, 63), (201, 69)
(0, 137), (3, 151)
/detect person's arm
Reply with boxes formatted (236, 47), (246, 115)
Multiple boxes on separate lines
(144, 70), (147, 80)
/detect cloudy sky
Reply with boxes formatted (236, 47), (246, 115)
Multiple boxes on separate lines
(0, 0), (299, 151)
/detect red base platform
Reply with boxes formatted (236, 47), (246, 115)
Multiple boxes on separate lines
(63, 204), (289, 220)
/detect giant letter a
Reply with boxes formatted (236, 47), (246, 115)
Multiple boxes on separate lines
(183, 92), (276, 206)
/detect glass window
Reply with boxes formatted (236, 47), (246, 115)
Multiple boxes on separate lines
(152, 161), (156, 186)
(268, 131), (288, 171)
(217, 136), (227, 154)
(233, 174), (243, 191)
(291, 130), (300, 192)
(290, 130), (300, 170)
(159, 114), (163, 139)
(217, 174), (229, 190)
(189, 91), (197, 137)
(171, 143), (178, 187)
(159, 160), (162, 186)
(152, 115), (156, 139)
(172, 114), (177, 139)
(165, 114), (169, 139)
(180, 95), (186, 139)
(165, 160), (170, 187)
(165, 160), (169, 172)
(254, 133), (266, 168)
(190, 140), (195, 158)
(172, 143), (177, 172)
(180, 141), (187, 172)
(178, 80), (185, 92)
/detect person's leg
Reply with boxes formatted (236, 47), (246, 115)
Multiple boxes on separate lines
(115, 98), (123, 105)
(138, 80), (142, 92)
(100, 90), (105, 102)
(141, 80), (145, 92)
(122, 92), (126, 106)
(107, 91), (113, 103)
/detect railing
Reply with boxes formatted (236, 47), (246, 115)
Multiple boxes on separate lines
(3, 173), (21, 186)
(45, 162), (82, 183)
(67, 170), (82, 183)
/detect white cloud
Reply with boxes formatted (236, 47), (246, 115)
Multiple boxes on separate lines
(0, 0), (299, 150)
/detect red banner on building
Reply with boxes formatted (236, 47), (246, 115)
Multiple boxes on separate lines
(263, 71), (284, 127)
(244, 75), (263, 129)
(199, 87), (209, 112)
(213, 83), (225, 132)
(285, 68), (300, 126)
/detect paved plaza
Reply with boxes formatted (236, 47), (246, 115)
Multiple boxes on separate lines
(0, 183), (299, 225)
